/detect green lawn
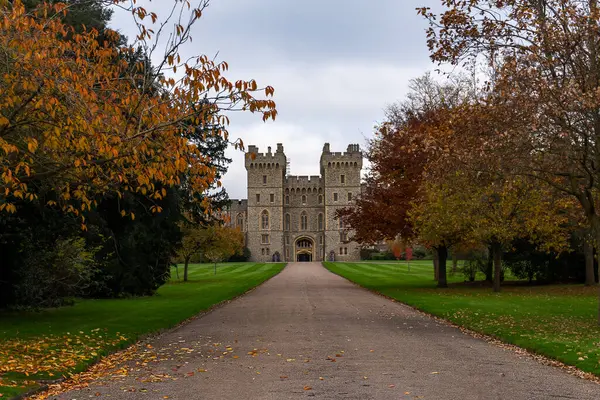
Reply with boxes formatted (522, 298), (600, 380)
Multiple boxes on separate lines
(324, 260), (600, 376)
(0, 262), (285, 398)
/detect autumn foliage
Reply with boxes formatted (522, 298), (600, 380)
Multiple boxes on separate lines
(0, 1), (275, 222)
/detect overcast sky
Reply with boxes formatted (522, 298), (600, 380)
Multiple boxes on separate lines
(111, 0), (443, 199)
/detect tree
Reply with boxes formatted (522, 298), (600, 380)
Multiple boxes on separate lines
(177, 224), (243, 281)
(201, 225), (244, 275)
(420, 0), (600, 316)
(0, 0), (275, 307)
(177, 220), (206, 282)
(409, 179), (475, 288)
(0, 1), (276, 221)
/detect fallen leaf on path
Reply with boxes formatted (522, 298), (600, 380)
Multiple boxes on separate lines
(431, 372), (439, 374)
(303, 386), (312, 391)
(388, 384), (395, 388)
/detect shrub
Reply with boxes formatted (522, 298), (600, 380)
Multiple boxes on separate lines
(229, 247), (251, 262)
(15, 237), (98, 308)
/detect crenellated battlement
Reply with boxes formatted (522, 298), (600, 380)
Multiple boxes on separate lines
(320, 143), (362, 166)
(285, 175), (322, 185)
(245, 143), (286, 169)
(227, 199), (248, 211)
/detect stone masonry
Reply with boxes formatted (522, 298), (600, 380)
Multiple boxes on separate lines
(226, 143), (362, 262)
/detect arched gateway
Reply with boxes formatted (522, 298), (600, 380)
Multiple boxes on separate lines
(295, 237), (314, 262)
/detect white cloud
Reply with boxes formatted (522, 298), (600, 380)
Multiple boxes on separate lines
(220, 61), (426, 199)
(108, 1), (444, 201)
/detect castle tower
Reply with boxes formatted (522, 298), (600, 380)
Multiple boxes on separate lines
(245, 143), (286, 262)
(320, 143), (363, 261)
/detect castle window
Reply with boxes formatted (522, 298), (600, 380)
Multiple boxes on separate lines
(318, 213), (323, 230)
(256, 193), (260, 203)
(302, 195), (307, 204)
(339, 247), (343, 255)
(285, 195), (289, 205)
(261, 210), (269, 230)
(262, 248), (265, 255)
(340, 231), (348, 242)
(318, 195), (323, 204)
(237, 213), (244, 231)
(261, 234), (270, 244)
(285, 213), (291, 231)
(270, 193), (275, 203)
(300, 212), (308, 230)
(263, 175), (267, 184)
(340, 174), (345, 184)
(266, 248), (270, 255)
(333, 193), (338, 202)
(347, 192), (352, 201)
(344, 247), (348, 255)
(339, 217), (345, 229)
(285, 235), (290, 245)
(319, 235), (323, 245)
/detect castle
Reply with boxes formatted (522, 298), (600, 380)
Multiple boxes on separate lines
(226, 143), (363, 262)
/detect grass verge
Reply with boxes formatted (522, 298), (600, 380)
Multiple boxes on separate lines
(0, 262), (285, 398)
(323, 260), (600, 376)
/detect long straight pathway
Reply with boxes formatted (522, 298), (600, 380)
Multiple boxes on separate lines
(52, 263), (600, 399)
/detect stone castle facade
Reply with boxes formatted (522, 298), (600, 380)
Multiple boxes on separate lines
(226, 143), (362, 262)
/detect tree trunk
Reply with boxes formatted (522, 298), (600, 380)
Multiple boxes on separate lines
(183, 257), (190, 282)
(585, 238), (595, 286)
(437, 245), (448, 288)
(485, 245), (493, 282)
(452, 252), (458, 274)
(492, 241), (502, 293)
(433, 251), (439, 281)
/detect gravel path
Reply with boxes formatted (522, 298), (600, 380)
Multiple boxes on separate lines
(52, 262), (600, 400)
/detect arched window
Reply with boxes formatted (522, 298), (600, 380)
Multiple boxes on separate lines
(237, 213), (244, 231)
(261, 210), (269, 230)
(300, 212), (308, 230)
(318, 195), (323, 204)
(338, 217), (345, 229)
(297, 238), (312, 248)
(285, 195), (290, 205)
(318, 213), (323, 230)
(285, 213), (291, 231)
(302, 195), (307, 204)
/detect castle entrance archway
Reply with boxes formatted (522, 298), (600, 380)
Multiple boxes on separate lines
(295, 237), (314, 262)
